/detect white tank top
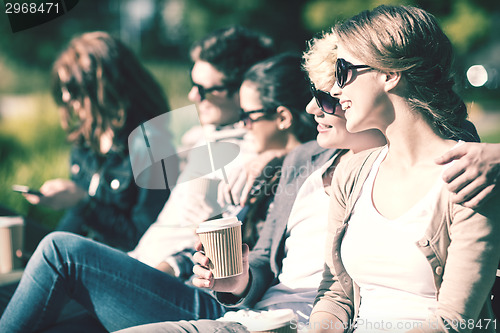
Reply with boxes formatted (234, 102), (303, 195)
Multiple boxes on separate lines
(341, 146), (441, 332)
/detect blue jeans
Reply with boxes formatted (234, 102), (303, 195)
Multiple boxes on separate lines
(0, 232), (226, 332)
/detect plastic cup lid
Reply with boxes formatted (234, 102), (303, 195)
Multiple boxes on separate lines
(196, 216), (241, 233)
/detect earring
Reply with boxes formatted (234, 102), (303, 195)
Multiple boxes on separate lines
(279, 125), (285, 130)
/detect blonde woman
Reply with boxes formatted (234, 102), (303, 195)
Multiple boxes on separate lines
(310, 5), (500, 333)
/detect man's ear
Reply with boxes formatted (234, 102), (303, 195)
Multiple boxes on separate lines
(384, 72), (401, 92)
(276, 106), (293, 130)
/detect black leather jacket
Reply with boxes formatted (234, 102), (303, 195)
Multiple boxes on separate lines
(58, 135), (178, 251)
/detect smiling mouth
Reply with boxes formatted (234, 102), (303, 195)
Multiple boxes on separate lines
(317, 123), (332, 130)
(341, 101), (351, 111)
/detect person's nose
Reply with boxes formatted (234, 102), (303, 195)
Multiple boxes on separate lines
(306, 98), (323, 117)
(188, 86), (202, 103)
(61, 88), (71, 103)
(330, 81), (342, 98)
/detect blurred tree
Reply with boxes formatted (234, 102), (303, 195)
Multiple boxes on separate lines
(440, 0), (491, 53)
(0, 0), (498, 92)
(302, 0), (498, 58)
(183, 0), (312, 53)
(0, 0), (120, 69)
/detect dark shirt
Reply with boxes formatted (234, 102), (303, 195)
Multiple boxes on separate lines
(57, 135), (178, 251)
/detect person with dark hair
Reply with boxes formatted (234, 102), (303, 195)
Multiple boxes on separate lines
(0, 28), (318, 331)
(160, 53), (318, 278)
(113, 7), (500, 332)
(240, 53), (317, 149)
(235, 52), (317, 247)
(127, 26), (276, 271)
(109, 31), (390, 333)
(307, 5), (500, 332)
(190, 26), (274, 105)
(22, 31), (177, 251)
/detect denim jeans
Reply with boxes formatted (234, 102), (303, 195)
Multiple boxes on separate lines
(0, 232), (226, 332)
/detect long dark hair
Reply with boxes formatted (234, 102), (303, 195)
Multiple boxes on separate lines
(52, 31), (170, 153)
(243, 53), (318, 143)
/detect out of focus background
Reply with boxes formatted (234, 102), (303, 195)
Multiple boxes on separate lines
(1, 0), (499, 229)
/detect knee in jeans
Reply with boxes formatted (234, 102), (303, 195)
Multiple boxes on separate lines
(37, 231), (86, 257)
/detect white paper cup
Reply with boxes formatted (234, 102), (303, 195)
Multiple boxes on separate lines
(196, 216), (242, 279)
(0, 216), (24, 274)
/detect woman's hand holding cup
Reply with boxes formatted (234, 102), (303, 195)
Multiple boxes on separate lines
(192, 240), (251, 297)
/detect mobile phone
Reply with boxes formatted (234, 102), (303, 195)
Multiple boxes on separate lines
(12, 185), (43, 196)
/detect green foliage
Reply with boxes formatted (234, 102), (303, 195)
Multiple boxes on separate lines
(302, 0), (411, 33)
(0, 94), (69, 229)
(0, 57), (49, 94)
(145, 61), (200, 147)
(481, 132), (500, 143)
(301, 0), (495, 59)
(441, 0), (491, 53)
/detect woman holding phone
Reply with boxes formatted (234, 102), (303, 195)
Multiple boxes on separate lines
(22, 32), (177, 251)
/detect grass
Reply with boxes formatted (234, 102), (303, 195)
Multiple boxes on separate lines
(146, 61), (201, 146)
(0, 94), (69, 229)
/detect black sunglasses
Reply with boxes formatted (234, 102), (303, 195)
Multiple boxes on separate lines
(191, 81), (230, 101)
(310, 82), (339, 115)
(336, 58), (371, 88)
(239, 108), (276, 126)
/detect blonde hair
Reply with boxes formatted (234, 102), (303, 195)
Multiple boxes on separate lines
(302, 30), (337, 90)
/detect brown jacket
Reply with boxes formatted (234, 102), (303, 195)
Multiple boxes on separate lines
(312, 146), (500, 333)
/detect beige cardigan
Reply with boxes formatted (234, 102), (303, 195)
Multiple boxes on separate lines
(312, 146), (500, 333)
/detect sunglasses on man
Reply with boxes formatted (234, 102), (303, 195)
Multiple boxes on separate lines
(191, 82), (228, 101)
(309, 82), (339, 115)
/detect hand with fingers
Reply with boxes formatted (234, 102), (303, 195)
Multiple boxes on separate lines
(436, 142), (500, 209)
(218, 149), (286, 208)
(24, 178), (87, 210)
(192, 241), (251, 297)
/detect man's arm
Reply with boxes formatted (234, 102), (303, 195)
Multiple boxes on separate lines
(436, 142), (500, 209)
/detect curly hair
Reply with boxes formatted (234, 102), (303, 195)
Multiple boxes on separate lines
(52, 32), (170, 153)
(302, 30), (337, 90)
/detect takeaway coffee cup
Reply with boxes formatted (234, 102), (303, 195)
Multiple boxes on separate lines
(0, 216), (24, 274)
(196, 216), (242, 279)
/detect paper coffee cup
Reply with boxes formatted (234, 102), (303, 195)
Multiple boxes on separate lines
(219, 309), (298, 333)
(196, 216), (242, 279)
(0, 216), (24, 274)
